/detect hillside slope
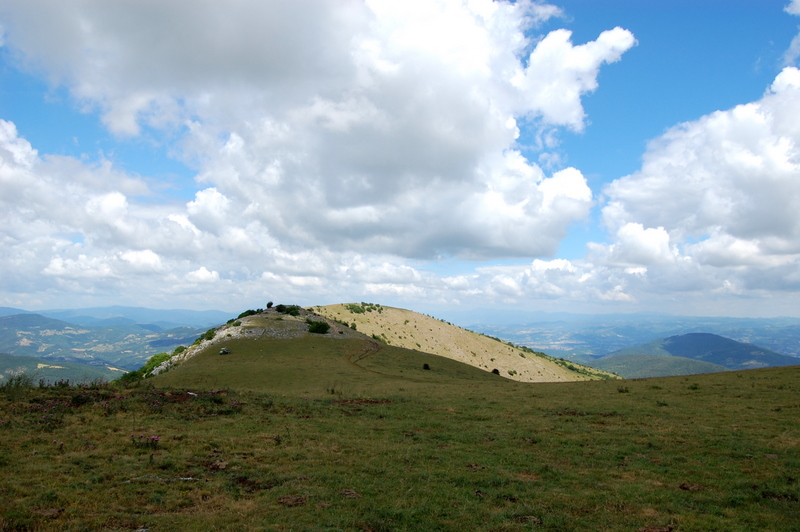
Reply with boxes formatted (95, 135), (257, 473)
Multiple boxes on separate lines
(314, 303), (613, 382)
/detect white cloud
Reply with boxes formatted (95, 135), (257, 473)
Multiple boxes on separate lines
(0, 0), (633, 262)
(120, 249), (163, 273)
(603, 68), (800, 258)
(594, 67), (800, 302)
(186, 267), (220, 283)
(607, 223), (676, 267)
(518, 27), (636, 131)
(0, 1), (679, 313)
(784, 1), (800, 65)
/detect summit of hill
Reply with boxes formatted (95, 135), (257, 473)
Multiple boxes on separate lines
(150, 303), (614, 391)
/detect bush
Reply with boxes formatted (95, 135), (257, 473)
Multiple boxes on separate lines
(307, 320), (331, 334)
(275, 304), (301, 316)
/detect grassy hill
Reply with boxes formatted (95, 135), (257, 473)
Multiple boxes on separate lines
(607, 332), (799, 372)
(313, 303), (612, 382)
(154, 304), (612, 391)
(589, 353), (729, 379)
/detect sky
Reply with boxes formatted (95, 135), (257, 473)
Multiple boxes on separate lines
(1, 0), (800, 319)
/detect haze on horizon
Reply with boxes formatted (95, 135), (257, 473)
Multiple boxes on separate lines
(1, 0), (800, 319)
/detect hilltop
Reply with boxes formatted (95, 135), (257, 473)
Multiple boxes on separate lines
(148, 304), (613, 390)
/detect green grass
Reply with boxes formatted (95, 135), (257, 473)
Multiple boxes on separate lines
(0, 348), (798, 530)
(152, 335), (505, 396)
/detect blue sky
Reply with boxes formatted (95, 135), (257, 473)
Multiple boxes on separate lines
(1, 0), (800, 319)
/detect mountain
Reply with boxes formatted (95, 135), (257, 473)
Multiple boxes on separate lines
(0, 306), (31, 318)
(154, 304), (615, 387)
(589, 353), (729, 378)
(0, 313), (204, 370)
(594, 333), (799, 375)
(38, 306), (231, 329)
(468, 314), (800, 359)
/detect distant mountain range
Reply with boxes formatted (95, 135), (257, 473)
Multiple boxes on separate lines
(0, 305), (231, 329)
(585, 333), (799, 378)
(471, 314), (800, 359)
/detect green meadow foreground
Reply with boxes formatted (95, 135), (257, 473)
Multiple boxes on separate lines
(0, 335), (798, 531)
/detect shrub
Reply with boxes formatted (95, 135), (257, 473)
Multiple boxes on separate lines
(491, 369), (500, 375)
(307, 320), (331, 334)
(275, 304), (301, 316)
(267, 301), (273, 309)
(423, 363), (431, 370)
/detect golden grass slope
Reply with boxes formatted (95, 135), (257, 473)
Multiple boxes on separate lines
(315, 303), (614, 383)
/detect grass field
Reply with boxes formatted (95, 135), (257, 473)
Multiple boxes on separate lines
(0, 336), (798, 531)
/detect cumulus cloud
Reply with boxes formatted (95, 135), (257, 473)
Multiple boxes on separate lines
(0, 0), (633, 262)
(784, 0), (800, 65)
(0, 1), (646, 310)
(596, 67), (800, 299)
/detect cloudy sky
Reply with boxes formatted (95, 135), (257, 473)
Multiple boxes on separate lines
(1, 0), (800, 318)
